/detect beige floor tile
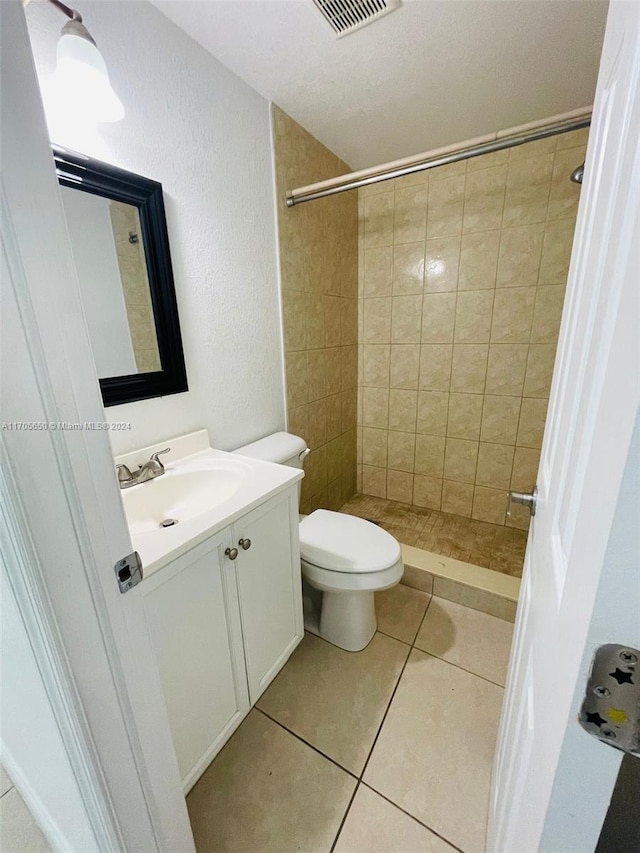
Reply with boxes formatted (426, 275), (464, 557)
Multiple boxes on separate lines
(0, 765), (12, 798)
(375, 584), (431, 644)
(187, 709), (356, 853)
(415, 597), (513, 686)
(0, 787), (51, 853)
(334, 784), (456, 853)
(258, 632), (409, 774)
(364, 650), (503, 853)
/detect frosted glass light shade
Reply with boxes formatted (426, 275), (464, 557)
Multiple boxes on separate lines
(53, 31), (124, 123)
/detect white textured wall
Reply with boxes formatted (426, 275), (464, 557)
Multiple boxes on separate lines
(60, 188), (137, 378)
(26, 0), (285, 454)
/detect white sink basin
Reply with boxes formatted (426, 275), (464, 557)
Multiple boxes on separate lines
(115, 432), (304, 578)
(122, 461), (250, 534)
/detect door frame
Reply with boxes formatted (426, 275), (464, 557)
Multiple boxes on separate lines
(488, 0), (640, 849)
(1, 3), (194, 849)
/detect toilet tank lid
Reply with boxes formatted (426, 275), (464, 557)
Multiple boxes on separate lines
(233, 431), (308, 464)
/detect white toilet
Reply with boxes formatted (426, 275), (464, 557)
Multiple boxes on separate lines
(235, 432), (403, 652)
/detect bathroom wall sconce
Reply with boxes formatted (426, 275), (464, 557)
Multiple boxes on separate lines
(44, 0), (124, 124)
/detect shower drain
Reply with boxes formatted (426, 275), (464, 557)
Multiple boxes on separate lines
(160, 518), (178, 528)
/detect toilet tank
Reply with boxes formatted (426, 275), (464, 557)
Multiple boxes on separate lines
(233, 431), (309, 469)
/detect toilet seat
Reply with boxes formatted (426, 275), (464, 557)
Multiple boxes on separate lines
(299, 509), (401, 574)
(301, 556), (404, 594)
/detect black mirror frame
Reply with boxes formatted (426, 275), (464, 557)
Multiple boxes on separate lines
(53, 145), (188, 407)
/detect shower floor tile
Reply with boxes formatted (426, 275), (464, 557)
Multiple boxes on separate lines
(339, 494), (527, 577)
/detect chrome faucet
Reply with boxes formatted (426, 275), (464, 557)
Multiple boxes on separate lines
(116, 448), (171, 489)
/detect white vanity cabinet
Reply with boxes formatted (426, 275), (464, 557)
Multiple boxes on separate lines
(233, 493), (303, 703)
(141, 486), (302, 791)
(141, 529), (249, 792)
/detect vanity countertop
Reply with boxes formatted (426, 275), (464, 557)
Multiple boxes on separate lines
(115, 430), (303, 578)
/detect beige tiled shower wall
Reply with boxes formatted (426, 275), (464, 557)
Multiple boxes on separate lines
(273, 106), (359, 513)
(109, 200), (161, 372)
(357, 128), (588, 529)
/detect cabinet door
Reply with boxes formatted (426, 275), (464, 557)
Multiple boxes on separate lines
(142, 531), (249, 792)
(234, 489), (303, 703)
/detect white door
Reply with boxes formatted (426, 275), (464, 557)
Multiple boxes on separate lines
(234, 491), (303, 703)
(2, 3), (195, 849)
(142, 530), (250, 792)
(489, 3), (640, 851)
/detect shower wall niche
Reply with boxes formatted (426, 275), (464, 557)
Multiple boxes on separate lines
(357, 128), (588, 529)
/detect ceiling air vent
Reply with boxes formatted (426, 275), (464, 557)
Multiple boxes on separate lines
(312, 0), (401, 38)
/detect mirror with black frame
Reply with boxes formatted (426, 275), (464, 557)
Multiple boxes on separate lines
(53, 146), (188, 407)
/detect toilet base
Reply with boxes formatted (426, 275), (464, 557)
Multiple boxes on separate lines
(302, 582), (322, 637)
(321, 590), (377, 652)
(303, 584), (377, 652)
(301, 557), (403, 653)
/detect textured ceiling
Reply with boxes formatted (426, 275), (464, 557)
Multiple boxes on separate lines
(153, 0), (608, 169)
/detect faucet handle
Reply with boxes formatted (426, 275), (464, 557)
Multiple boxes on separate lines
(116, 463), (133, 484)
(150, 447), (171, 469)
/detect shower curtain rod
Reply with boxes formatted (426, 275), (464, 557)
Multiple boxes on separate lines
(286, 106), (591, 207)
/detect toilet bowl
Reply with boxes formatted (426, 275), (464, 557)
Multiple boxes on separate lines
(234, 432), (403, 652)
(300, 509), (403, 651)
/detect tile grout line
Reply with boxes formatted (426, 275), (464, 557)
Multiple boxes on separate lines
(445, 169), (468, 517)
(408, 588), (434, 646)
(407, 590), (510, 688)
(358, 781), (467, 853)
(352, 593), (483, 853)
(255, 706), (359, 782)
(326, 594), (436, 852)
(333, 592), (477, 853)
(411, 644), (507, 690)
(329, 779), (360, 853)
(409, 585), (434, 653)
(263, 592), (503, 852)
(358, 593), (434, 782)
(375, 627), (419, 648)
(327, 633), (417, 850)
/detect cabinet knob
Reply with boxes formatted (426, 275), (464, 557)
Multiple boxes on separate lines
(225, 547), (238, 561)
(238, 538), (252, 551)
